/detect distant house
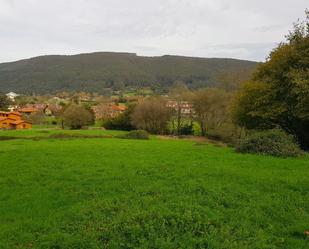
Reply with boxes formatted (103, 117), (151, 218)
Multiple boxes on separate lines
(0, 111), (32, 129)
(16, 104), (62, 117)
(44, 104), (62, 116)
(6, 92), (20, 102)
(92, 103), (127, 120)
(17, 107), (39, 116)
(110, 104), (127, 113)
(167, 101), (194, 115)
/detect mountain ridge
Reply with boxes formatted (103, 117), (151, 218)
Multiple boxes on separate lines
(0, 52), (258, 94)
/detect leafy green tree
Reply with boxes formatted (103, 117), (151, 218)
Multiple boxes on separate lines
(233, 10), (309, 149)
(0, 93), (11, 111)
(62, 104), (94, 129)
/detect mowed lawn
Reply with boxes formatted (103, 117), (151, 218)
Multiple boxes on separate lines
(0, 129), (308, 249)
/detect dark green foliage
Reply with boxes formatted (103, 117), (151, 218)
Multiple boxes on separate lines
(233, 12), (309, 150)
(103, 105), (135, 131)
(179, 123), (194, 135)
(236, 129), (304, 157)
(0, 92), (10, 110)
(0, 52), (257, 94)
(118, 130), (150, 140)
(62, 104), (95, 129)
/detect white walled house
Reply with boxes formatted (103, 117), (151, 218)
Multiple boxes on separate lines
(6, 92), (20, 102)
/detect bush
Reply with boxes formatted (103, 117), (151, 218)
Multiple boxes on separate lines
(62, 104), (94, 129)
(236, 129), (304, 157)
(179, 123), (194, 135)
(103, 105), (135, 131)
(119, 130), (150, 140)
(103, 115), (134, 131)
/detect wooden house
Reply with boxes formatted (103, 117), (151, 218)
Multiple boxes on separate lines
(0, 111), (32, 130)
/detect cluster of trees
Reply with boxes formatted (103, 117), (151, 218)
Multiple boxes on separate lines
(232, 10), (309, 150)
(102, 85), (235, 142)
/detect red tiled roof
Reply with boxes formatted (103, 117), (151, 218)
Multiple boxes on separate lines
(111, 105), (127, 111)
(9, 111), (22, 116)
(18, 107), (38, 113)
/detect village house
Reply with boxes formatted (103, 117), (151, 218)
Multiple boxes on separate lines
(92, 103), (127, 120)
(0, 111), (32, 130)
(44, 104), (62, 116)
(18, 104), (62, 116)
(6, 92), (20, 102)
(166, 101), (194, 115)
(17, 107), (39, 116)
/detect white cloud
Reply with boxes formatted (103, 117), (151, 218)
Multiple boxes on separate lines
(0, 0), (307, 62)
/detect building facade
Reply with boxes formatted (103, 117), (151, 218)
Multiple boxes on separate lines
(0, 111), (32, 129)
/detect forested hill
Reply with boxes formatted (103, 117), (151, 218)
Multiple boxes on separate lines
(0, 52), (258, 94)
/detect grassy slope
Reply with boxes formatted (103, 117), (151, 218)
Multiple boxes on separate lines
(0, 129), (308, 249)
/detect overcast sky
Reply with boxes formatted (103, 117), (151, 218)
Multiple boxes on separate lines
(0, 0), (308, 63)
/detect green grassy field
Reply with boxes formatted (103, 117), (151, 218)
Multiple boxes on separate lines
(0, 129), (308, 248)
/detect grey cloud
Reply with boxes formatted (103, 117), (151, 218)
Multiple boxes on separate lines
(200, 42), (277, 61)
(0, 0), (308, 62)
(253, 25), (287, 33)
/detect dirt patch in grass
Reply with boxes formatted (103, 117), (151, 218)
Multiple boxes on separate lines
(48, 133), (112, 139)
(0, 136), (25, 141)
(0, 134), (113, 141)
(157, 135), (227, 147)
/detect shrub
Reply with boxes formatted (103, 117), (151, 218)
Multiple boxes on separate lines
(103, 105), (135, 131)
(103, 115), (134, 131)
(0, 92), (11, 111)
(236, 129), (304, 157)
(179, 123), (194, 135)
(62, 104), (94, 129)
(119, 130), (150, 140)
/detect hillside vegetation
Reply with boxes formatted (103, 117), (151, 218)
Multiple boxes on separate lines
(0, 52), (257, 94)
